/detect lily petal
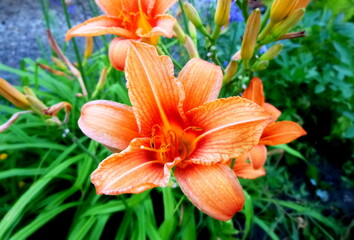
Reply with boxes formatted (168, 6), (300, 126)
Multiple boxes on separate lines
(95, 0), (122, 16)
(186, 97), (270, 164)
(263, 103), (281, 122)
(153, 0), (178, 15)
(126, 41), (184, 135)
(91, 138), (169, 194)
(260, 121), (307, 146)
(175, 164), (245, 221)
(109, 38), (133, 71)
(233, 157), (266, 179)
(78, 100), (139, 151)
(248, 144), (267, 169)
(137, 14), (176, 38)
(178, 58), (223, 113)
(65, 16), (135, 41)
(242, 77), (265, 106)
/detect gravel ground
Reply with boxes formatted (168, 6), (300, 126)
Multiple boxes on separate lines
(0, 0), (94, 83)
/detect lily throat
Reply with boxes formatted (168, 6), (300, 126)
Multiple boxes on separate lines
(140, 124), (203, 163)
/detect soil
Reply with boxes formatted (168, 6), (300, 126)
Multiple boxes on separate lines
(0, 0), (93, 83)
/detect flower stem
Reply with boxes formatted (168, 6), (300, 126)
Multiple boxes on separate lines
(60, 0), (88, 95)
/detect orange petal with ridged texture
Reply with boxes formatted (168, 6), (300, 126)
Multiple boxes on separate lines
(95, 0), (123, 16)
(178, 58), (222, 113)
(186, 97), (271, 164)
(248, 144), (267, 169)
(65, 16), (135, 41)
(260, 121), (307, 146)
(263, 103), (281, 122)
(153, 0), (177, 15)
(233, 157), (266, 179)
(126, 41), (184, 135)
(175, 164), (245, 221)
(96, 0), (155, 16)
(91, 138), (169, 195)
(78, 100), (139, 151)
(109, 38), (133, 71)
(242, 77), (265, 106)
(137, 14), (176, 38)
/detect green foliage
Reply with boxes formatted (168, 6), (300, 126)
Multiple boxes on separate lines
(0, 0), (352, 239)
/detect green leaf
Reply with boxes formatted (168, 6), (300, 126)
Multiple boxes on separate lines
(254, 217), (280, 240)
(242, 191), (254, 240)
(0, 154), (82, 238)
(272, 144), (306, 161)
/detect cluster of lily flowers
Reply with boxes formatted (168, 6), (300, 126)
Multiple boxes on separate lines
(0, 0), (309, 221)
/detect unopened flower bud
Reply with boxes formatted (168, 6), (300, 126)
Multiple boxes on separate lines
(0, 78), (30, 109)
(26, 95), (47, 112)
(23, 86), (37, 98)
(188, 21), (197, 43)
(184, 35), (199, 58)
(253, 60), (269, 71)
(259, 43), (283, 61)
(51, 57), (67, 70)
(84, 37), (94, 59)
(183, 2), (203, 28)
(173, 22), (186, 44)
(241, 9), (261, 63)
(45, 118), (58, 126)
(214, 0), (231, 26)
(262, 8), (305, 44)
(223, 60), (238, 84)
(92, 67), (108, 98)
(270, 0), (298, 23)
(109, 38), (132, 71)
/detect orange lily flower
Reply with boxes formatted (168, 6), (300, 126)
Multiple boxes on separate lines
(79, 42), (271, 221)
(65, 0), (177, 70)
(232, 77), (306, 179)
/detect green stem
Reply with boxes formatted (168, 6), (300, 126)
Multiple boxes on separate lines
(157, 45), (183, 70)
(258, 21), (275, 42)
(40, 0), (51, 30)
(211, 25), (222, 42)
(178, 0), (190, 35)
(260, 6), (271, 31)
(61, 125), (100, 163)
(237, 0), (250, 21)
(60, 0), (88, 94)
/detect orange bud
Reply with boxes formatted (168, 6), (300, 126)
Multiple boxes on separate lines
(84, 37), (94, 59)
(223, 60), (238, 84)
(270, 0), (298, 23)
(294, 0), (310, 9)
(241, 9), (261, 62)
(109, 38), (132, 71)
(92, 67), (109, 98)
(184, 35), (199, 58)
(0, 78), (30, 109)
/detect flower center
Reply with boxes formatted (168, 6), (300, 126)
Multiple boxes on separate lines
(140, 124), (203, 163)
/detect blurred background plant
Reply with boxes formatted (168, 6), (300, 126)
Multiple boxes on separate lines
(0, 0), (353, 239)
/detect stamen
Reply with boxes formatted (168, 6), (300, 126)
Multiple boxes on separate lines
(140, 145), (170, 153)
